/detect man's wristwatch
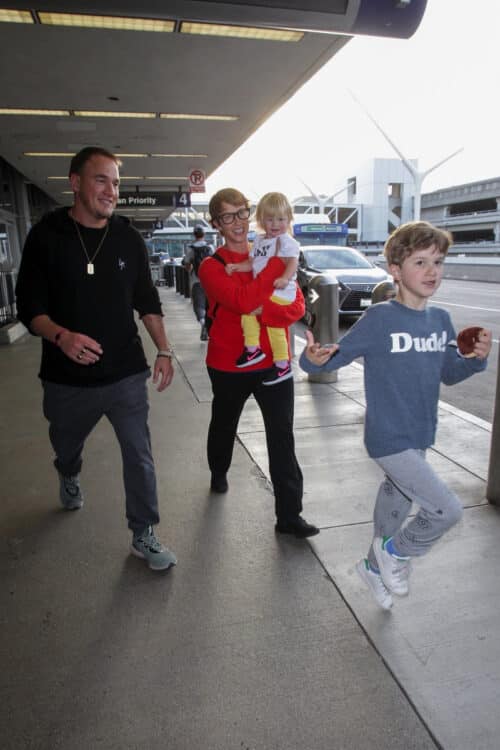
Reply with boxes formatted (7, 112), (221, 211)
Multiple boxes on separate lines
(156, 348), (174, 358)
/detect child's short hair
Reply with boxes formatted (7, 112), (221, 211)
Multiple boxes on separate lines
(384, 221), (452, 266)
(255, 192), (293, 232)
(209, 188), (251, 225)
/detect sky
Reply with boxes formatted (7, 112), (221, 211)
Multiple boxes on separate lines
(201, 0), (500, 205)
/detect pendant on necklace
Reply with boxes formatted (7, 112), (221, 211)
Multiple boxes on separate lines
(87, 263), (94, 275)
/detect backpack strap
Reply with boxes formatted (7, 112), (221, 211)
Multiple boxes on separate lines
(211, 251), (226, 267)
(205, 252), (226, 331)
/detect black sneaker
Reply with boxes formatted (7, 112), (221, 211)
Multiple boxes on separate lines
(262, 361), (293, 386)
(275, 516), (320, 538)
(236, 347), (266, 368)
(210, 473), (228, 493)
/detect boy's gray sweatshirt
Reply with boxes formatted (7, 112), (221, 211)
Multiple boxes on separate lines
(299, 300), (487, 458)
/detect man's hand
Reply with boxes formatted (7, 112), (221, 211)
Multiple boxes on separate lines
(304, 330), (338, 365)
(152, 355), (174, 392)
(58, 330), (103, 365)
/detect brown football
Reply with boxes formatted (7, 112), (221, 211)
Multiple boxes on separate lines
(457, 326), (484, 358)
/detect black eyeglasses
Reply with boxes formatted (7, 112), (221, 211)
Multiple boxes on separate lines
(217, 207), (251, 225)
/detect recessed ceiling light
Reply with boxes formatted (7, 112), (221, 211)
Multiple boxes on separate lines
(152, 153), (208, 158)
(160, 113), (238, 121)
(0, 108), (70, 116)
(180, 21), (303, 42)
(24, 152), (75, 157)
(0, 9), (33, 23)
(38, 12), (174, 33)
(74, 110), (156, 118)
(47, 176), (68, 180)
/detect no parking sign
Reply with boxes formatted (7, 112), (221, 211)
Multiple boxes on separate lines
(188, 168), (206, 193)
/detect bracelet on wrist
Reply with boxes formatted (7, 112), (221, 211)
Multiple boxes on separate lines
(157, 348), (174, 358)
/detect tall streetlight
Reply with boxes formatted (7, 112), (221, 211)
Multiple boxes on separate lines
(350, 92), (463, 220)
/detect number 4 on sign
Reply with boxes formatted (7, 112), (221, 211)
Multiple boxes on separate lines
(174, 191), (191, 208)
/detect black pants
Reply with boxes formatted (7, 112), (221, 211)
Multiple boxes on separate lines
(207, 367), (303, 522)
(191, 282), (207, 323)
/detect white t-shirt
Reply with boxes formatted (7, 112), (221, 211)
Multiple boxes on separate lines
(250, 233), (299, 302)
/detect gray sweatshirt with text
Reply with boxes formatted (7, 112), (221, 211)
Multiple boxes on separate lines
(299, 300), (487, 458)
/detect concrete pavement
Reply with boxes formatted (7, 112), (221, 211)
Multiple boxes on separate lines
(1, 284), (499, 750)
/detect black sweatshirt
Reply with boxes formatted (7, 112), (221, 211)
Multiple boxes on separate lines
(16, 208), (162, 386)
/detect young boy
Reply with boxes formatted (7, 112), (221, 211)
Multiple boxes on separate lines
(300, 221), (492, 610)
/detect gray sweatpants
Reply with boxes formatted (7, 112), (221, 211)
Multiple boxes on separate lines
(367, 449), (463, 569)
(42, 371), (159, 534)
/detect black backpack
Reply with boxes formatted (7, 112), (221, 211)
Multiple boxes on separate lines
(205, 252), (226, 334)
(191, 244), (212, 276)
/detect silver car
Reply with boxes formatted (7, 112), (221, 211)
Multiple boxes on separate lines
(297, 245), (392, 324)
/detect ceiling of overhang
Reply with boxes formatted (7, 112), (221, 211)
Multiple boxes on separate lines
(0, 3), (353, 220)
(0, 1), (428, 222)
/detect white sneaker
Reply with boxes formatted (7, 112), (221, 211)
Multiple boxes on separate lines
(356, 559), (393, 610)
(373, 537), (410, 596)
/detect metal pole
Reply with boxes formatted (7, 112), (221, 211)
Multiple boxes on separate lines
(486, 345), (500, 504)
(308, 278), (338, 384)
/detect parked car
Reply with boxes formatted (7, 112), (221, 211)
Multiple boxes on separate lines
(296, 245), (392, 325)
(150, 252), (170, 266)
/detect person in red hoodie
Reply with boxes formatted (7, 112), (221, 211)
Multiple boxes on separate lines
(198, 188), (319, 538)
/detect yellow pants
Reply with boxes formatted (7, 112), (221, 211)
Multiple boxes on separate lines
(241, 295), (290, 362)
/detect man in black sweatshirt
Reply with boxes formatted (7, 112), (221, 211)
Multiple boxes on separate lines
(16, 146), (177, 571)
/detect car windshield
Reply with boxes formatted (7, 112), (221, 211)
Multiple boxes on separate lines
(303, 248), (373, 270)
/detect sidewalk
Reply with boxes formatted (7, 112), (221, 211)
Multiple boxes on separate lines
(1, 285), (498, 750)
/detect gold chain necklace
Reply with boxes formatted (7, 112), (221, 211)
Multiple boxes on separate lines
(72, 218), (109, 275)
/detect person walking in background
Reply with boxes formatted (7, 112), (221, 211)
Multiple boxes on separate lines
(300, 221), (491, 607)
(224, 191), (299, 385)
(198, 187), (319, 538)
(15, 146), (177, 572)
(182, 224), (214, 341)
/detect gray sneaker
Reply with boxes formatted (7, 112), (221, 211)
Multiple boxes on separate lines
(131, 526), (177, 571)
(59, 473), (84, 510)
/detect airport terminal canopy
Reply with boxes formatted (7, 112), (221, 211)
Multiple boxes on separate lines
(0, 0), (427, 219)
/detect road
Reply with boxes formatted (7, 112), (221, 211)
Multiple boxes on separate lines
(298, 279), (499, 424)
(432, 279), (499, 423)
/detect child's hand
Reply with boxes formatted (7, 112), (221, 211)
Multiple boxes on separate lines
(304, 330), (338, 365)
(225, 264), (235, 276)
(474, 328), (492, 360)
(273, 276), (288, 289)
